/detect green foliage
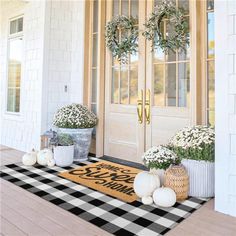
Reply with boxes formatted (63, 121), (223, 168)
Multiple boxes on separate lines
(168, 126), (215, 162)
(57, 134), (74, 146)
(105, 15), (138, 64)
(53, 104), (97, 129)
(143, 0), (189, 53)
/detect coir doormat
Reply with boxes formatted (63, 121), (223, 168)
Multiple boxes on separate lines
(59, 161), (141, 203)
(0, 158), (208, 236)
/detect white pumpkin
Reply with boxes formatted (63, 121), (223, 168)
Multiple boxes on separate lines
(153, 187), (176, 208)
(142, 196), (153, 205)
(22, 149), (37, 166)
(47, 158), (56, 167)
(133, 171), (160, 198)
(37, 149), (53, 166)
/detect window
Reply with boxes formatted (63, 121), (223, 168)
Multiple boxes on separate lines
(7, 17), (23, 113)
(206, 0), (215, 126)
(153, 0), (190, 108)
(111, 0), (139, 105)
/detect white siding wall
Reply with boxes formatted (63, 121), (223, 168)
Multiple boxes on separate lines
(0, 0), (85, 152)
(215, 0), (236, 217)
(0, 0), (46, 151)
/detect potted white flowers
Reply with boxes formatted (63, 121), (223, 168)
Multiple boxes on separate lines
(142, 145), (180, 185)
(53, 104), (97, 161)
(53, 133), (74, 167)
(169, 125), (215, 197)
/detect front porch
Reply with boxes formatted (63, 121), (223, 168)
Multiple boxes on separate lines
(1, 145), (236, 236)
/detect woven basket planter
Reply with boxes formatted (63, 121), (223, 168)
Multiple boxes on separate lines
(164, 165), (189, 201)
(181, 159), (215, 198)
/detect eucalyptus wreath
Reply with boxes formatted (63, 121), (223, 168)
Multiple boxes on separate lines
(105, 15), (138, 64)
(143, 0), (189, 53)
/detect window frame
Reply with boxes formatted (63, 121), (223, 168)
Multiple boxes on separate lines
(5, 15), (24, 116)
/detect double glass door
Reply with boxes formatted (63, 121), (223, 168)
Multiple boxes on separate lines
(104, 0), (192, 163)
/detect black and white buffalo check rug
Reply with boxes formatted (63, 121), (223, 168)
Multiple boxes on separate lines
(0, 158), (208, 236)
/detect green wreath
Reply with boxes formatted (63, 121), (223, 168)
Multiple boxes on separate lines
(105, 15), (138, 64)
(143, 0), (189, 53)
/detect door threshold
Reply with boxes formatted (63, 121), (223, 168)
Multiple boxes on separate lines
(99, 155), (148, 171)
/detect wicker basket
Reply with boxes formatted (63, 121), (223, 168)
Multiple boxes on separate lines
(164, 165), (189, 201)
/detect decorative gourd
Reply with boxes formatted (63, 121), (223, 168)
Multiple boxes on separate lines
(142, 196), (153, 205)
(153, 187), (176, 208)
(47, 158), (56, 167)
(133, 171), (160, 199)
(37, 149), (53, 166)
(22, 149), (37, 166)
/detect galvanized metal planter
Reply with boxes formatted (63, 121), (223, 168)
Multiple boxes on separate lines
(181, 159), (215, 198)
(58, 128), (93, 161)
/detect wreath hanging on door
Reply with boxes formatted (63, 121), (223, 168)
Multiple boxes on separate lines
(143, 0), (189, 53)
(105, 15), (138, 64)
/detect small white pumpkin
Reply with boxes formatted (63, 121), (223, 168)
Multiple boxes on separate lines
(47, 158), (56, 167)
(133, 171), (160, 198)
(153, 187), (176, 208)
(37, 149), (53, 166)
(142, 196), (153, 205)
(22, 149), (37, 166)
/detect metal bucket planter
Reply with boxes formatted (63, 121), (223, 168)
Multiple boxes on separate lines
(181, 159), (215, 198)
(58, 128), (93, 161)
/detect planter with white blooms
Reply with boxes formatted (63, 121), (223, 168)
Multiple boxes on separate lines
(169, 125), (215, 198)
(53, 104), (97, 161)
(142, 145), (180, 186)
(53, 133), (74, 167)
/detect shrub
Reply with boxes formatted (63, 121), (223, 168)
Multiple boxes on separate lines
(169, 125), (215, 162)
(142, 145), (180, 170)
(53, 104), (97, 129)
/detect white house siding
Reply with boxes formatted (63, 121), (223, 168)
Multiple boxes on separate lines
(215, 0), (236, 217)
(44, 0), (85, 129)
(0, 0), (46, 152)
(0, 0), (85, 152)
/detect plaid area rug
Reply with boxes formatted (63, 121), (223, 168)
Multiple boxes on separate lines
(0, 158), (207, 236)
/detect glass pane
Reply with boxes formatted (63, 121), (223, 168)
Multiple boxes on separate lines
(91, 103), (97, 115)
(92, 34), (98, 67)
(154, 48), (164, 63)
(92, 69), (97, 103)
(10, 20), (17, 34)
(166, 63), (176, 106)
(18, 17), (23, 32)
(154, 0), (163, 7)
(113, 0), (119, 16)
(178, 0), (189, 14)
(208, 61), (215, 111)
(121, 0), (129, 16)
(131, 0), (138, 18)
(178, 62), (190, 107)
(7, 88), (20, 112)
(129, 66), (138, 105)
(166, 21), (176, 62)
(154, 64), (165, 106)
(178, 17), (190, 61)
(207, 0), (214, 10)
(120, 66), (129, 104)
(7, 38), (22, 112)
(208, 110), (215, 126)
(154, 21), (164, 63)
(111, 67), (119, 103)
(207, 12), (215, 59)
(93, 0), (98, 32)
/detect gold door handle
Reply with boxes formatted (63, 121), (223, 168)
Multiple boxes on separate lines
(145, 89), (151, 124)
(137, 90), (143, 124)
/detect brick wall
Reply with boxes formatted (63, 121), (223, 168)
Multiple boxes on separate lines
(215, 0), (236, 217)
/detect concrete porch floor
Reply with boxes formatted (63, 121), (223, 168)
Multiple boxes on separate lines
(0, 145), (236, 236)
